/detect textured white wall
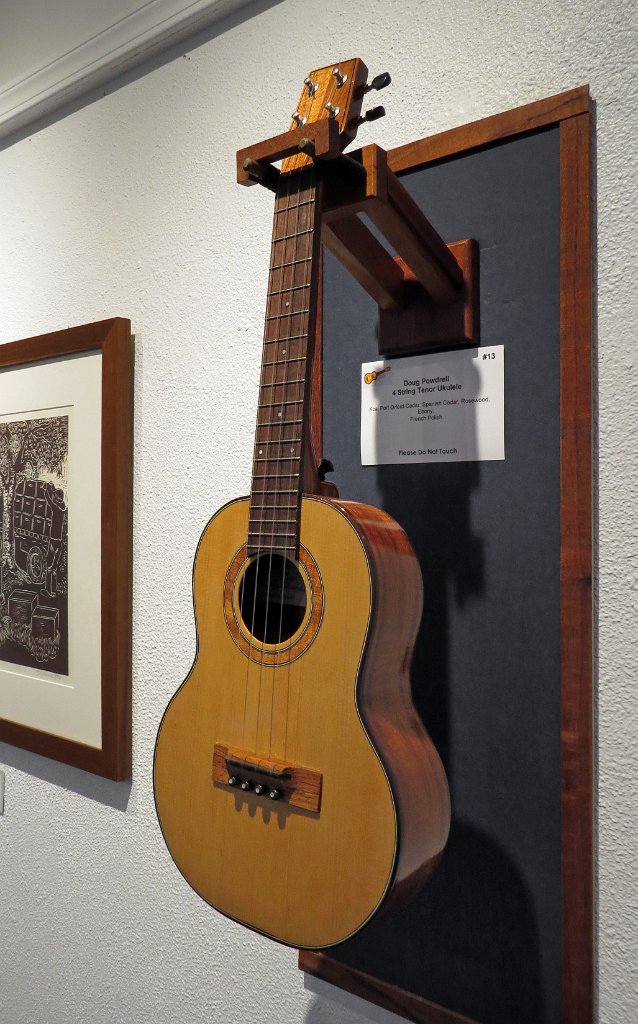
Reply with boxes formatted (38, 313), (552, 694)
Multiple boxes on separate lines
(0, 1), (636, 1023)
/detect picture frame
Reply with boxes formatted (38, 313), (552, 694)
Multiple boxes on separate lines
(0, 318), (133, 780)
(300, 85), (593, 1024)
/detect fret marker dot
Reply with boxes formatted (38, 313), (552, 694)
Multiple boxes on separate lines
(259, 449), (263, 454)
(282, 349), (286, 355)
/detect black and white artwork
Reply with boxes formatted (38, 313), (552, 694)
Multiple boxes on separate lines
(0, 415), (68, 675)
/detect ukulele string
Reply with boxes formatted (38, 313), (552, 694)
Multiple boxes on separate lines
(269, 169), (311, 759)
(243, 172), (294, 750)
(261, 170), (306, 757)
(252, 171), (300, 754)
(286, 172), (316, 764)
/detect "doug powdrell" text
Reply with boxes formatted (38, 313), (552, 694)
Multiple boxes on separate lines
(360, 346), (505, 466)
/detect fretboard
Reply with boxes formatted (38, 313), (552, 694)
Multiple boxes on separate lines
(247, 169), (321, 560)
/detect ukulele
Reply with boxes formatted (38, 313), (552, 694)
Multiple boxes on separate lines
(154, 60), (450, 949)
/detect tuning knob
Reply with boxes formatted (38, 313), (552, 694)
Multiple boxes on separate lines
(292, 111), (307, 127)
(254, 783), (267, 796)
(269, 788), (282, 801)
(363, 105), (386, 123)
(304, 77), (318, 95)
(332, 67), (348, 87)
(227, 775), (239, 787)
(365, 71), (392, 93)
(324, 101), (340, 118)
(350, 105), (386, 129)
(240, 779), (253, 791)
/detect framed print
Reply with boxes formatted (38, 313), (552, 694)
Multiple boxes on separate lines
(0, 318), (133, 780)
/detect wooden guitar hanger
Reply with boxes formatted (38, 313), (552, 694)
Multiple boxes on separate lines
(237, 67), (478, 356)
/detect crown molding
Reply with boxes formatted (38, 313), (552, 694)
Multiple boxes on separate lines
(0, 0), (254, 141)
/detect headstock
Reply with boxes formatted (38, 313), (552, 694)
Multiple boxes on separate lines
(237, 60), (392, 187)
(281, 60), (390, 175)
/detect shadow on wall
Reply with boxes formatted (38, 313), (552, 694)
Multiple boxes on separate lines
(0, 742), (131, 811)
(303, 975), (406, 1024)
(322, 819), (543, 1024)
(302, 827), (543, 1024)
(321, 280), (544, 1024)
(316, 449), (545, 1023)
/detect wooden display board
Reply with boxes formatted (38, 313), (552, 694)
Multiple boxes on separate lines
(299, 87), (592, 1024)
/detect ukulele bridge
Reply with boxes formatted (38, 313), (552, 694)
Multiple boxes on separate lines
(212, 743), (322, 813)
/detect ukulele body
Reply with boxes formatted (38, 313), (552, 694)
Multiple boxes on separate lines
(154, 494), (450, 949)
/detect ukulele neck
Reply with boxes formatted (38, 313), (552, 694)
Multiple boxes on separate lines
(247, 168), (322, 561)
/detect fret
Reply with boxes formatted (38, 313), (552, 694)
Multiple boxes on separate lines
(270, 227), (313, 244)
(265, 309), (310, 321)
(270, 257), (312, 271)
(256, 417), (303, 426)
(260, 378), (305, 387)
(262, 345), (302, 355)
(273, 196), (315, 212)
(262, 359), (304, 370)
(253, 456), (300, 463)
(248, 517), (296, 525)
(248, 529), (297, 538)
(254, 437), (301, 445)
(248, 537), (298, 547)
(262, 336), (308, 349)
(267, 284), (310, 297)
(252, 471), (299, 479)
(270, 243), (312, 268)
(258, 402), (303, 415)
(264, 317), (309, 333)
(251, 487), (298, 494)
(250, 499), (299, 507)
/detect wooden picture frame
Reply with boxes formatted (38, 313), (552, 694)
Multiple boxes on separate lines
(301, 86), (593, 1024)
(0, 318), (133, 781)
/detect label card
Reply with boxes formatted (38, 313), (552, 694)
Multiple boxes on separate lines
(361, 346), (505, 465)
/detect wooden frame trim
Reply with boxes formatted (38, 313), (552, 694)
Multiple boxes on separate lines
(388, 85), (590, 174)
(301, 86), (593, 1024)
(301, 951), (479, 1024)
(0, 317), (133, 780)
(559, 110), (594, 1023)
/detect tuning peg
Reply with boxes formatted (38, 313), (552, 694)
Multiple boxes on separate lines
(350, 105), (386, 129)
(304, 76), (318, 96)
(292, 111), (307, 127)
(364, 105), (386, 122)
(324, 101), (340, 118)
(365, 71), (391, 93)
(331, 67), (348, 88)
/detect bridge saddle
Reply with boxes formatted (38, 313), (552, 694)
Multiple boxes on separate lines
(212, 743), (322, 813)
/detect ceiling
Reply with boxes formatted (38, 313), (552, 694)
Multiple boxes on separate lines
(0, 0), (254, 140)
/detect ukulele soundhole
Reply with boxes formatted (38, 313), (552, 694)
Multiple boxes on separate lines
(238, 553), (307, 644)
